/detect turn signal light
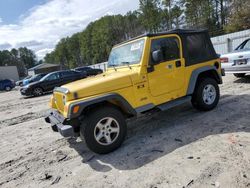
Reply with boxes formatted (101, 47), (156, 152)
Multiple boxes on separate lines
(64, 105), (68, 112)
(220, 57), (228, 63)
(73, 105), (80, 114)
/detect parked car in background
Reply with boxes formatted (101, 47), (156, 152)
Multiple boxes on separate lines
(74, 66), (103, 76)
(0, 79), (15, 91)
(221, 38), (250, 78)
(20, 70), (86, 96)
(22, 73), (47, 86)
(16, 75), (32, 86)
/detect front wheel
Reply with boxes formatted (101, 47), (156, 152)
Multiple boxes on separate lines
(191, 78), (220, 111)
(80, 106), (127, 154)
(33, 87), (43, 96)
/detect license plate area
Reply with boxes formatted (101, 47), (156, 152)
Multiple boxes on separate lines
(52, 110), (65, 124)
(234, 59), (247, 65)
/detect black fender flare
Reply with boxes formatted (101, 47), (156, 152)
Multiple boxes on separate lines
(186, 66), (222, 95)
(68, 93), (137, 119)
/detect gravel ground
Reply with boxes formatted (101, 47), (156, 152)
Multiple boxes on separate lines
(0, 74), (249, 188)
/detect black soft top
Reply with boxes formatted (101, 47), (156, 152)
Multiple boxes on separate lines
(116, 29), (218, 66)
(142, 29), (207, 37)
(116, 29), (207, 45)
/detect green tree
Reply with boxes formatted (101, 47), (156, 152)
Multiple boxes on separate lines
(18, 47), (36, 68)
(225, 0), (250, 32)
(139, 0), (161, 32)
(0, 47), (36, 77)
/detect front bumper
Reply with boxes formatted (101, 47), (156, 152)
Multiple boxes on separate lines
(45, 110), (75, 137)
(20, 87), (33, 96)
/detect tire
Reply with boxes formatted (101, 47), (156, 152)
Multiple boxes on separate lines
(33, 87), (43, 96)
(80, 106), (127, 154)
(233, 73), (246, 78)
(191, 78), (220, 111)
(5, 86), (11, 91)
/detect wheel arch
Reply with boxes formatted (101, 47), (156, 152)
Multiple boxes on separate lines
(68, 93), (137, 119)
(187, 66), (222, 95)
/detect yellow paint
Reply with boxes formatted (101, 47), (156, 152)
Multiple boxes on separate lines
(49, 35), (221, 118)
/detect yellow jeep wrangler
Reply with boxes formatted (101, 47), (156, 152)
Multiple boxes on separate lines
(45, 29), (223, 154)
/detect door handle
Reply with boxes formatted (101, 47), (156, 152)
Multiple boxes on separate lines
(175, 60), (181, 67)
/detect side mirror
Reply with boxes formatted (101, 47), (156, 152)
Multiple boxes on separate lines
(152, 50), (163, 64)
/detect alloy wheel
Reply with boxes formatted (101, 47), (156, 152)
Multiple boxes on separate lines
(94, 117), (120, 146)
(202, 84), (216, 105)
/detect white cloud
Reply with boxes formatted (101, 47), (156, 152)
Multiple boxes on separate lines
(0, 17), (2, 24)
(0, 0), (139, 60)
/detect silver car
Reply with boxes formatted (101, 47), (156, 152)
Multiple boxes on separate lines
(221, 39), (250, 78)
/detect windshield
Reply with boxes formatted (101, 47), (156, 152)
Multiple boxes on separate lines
(40, 73), (59, 81)
(108, 39), (145, 67)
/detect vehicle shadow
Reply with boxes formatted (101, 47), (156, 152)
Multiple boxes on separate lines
(234, 75), (250, 83)
(67, 94), (250, 172)
(21, 91), (52, 99)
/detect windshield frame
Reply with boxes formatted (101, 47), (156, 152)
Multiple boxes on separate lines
(108, 38), (146, 68)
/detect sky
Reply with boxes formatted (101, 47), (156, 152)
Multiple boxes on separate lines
(0, 0), (139, 60)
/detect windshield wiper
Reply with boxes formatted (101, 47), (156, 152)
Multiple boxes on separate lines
(109, 64), (117, 71)
(121, 62), (132, 69)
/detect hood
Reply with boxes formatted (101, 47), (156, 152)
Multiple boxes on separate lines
(62, 70), (133, 99)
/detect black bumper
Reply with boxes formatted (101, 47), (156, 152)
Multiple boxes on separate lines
(20, 88), (33, 96)
(221, 68), (225, 76)
(45, 110), (75, 137)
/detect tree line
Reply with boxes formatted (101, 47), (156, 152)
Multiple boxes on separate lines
(0, 47), (37, 77)
(1, 0), (249, 74)
(44, 0), (250, 69)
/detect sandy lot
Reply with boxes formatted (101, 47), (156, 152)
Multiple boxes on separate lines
(0, 75), (249, 188)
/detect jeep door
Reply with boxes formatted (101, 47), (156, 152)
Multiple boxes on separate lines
(147, 35), (185, 98)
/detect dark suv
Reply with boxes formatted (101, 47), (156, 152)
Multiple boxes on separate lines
(0, 79), (15, 91)
(75, 66), (103, 76)
(20, 70), (86, 96)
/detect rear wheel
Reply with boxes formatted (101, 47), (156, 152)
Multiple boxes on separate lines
(80, 106), (127, 154)
(191, 78), (220, 111)
(233, 73), (246, 78)
(33, 87), (43, 96)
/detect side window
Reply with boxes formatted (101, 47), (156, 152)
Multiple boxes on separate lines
(151, 37), (180, 63)
(46, 73), (59, 81)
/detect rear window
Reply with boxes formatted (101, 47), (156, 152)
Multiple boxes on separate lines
(236, 39), (250, 50)
(183, 32), (217, 66)
(76, 67), (91, 71)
